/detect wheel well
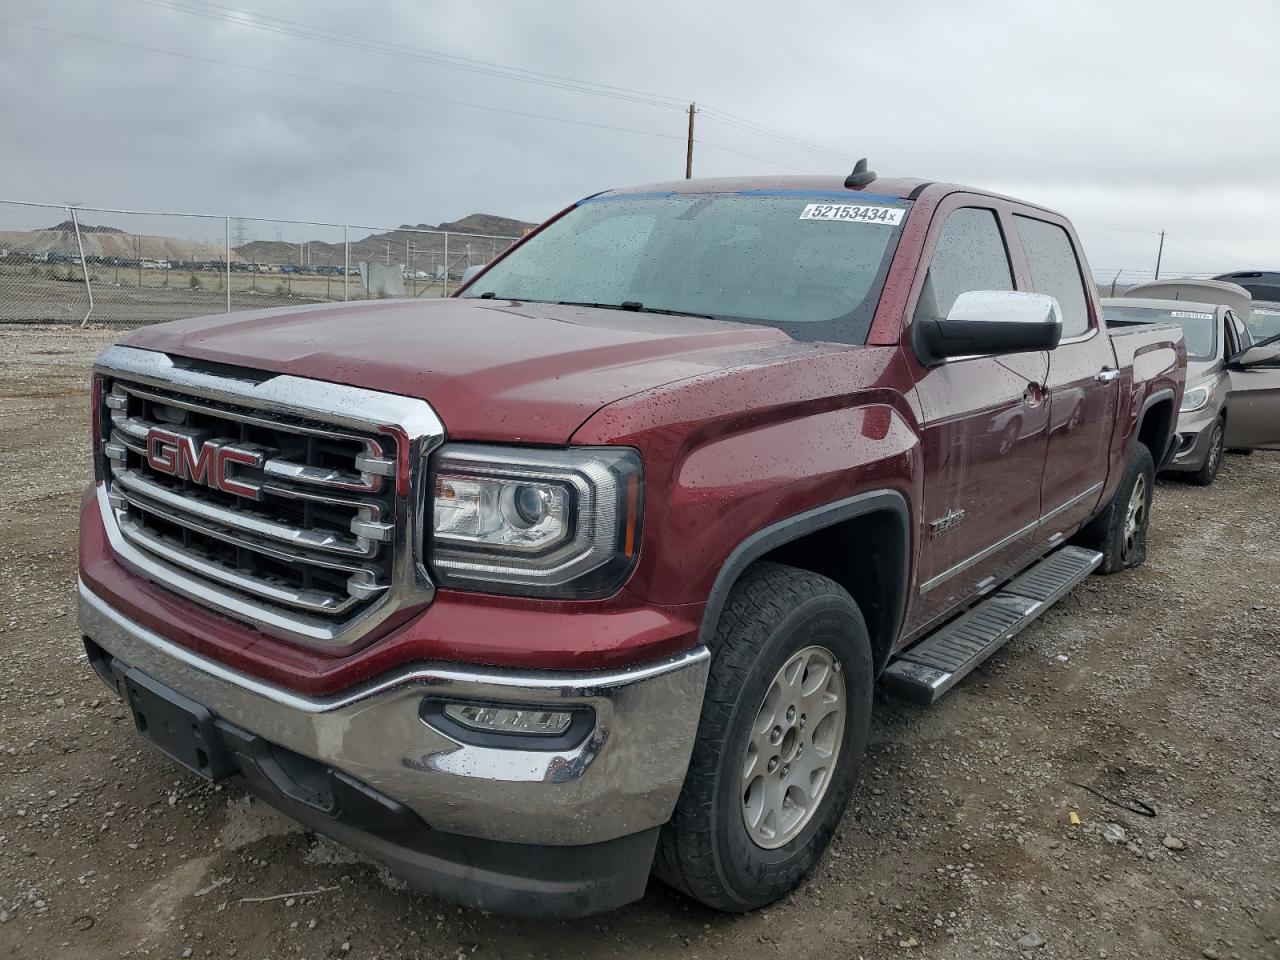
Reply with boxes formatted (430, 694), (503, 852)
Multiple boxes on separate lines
(1137, 396), (1175, 463)
(753, 509), (906, 674)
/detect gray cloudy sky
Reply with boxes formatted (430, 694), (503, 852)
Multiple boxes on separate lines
(2, 0), (1277, 277)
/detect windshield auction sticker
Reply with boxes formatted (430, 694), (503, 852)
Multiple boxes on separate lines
(1170, 311), (1213, 320)
(799, 203), (905, 225)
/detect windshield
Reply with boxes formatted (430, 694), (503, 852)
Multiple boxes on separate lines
(1248, 303), (1280, 342)
(463, 192), (912, 344)
(1103, 304), (1217, 360)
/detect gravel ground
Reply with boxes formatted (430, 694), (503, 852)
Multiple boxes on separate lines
(0, 324), (1277, 960)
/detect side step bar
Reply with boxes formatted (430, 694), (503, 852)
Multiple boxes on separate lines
(882, 545), (1102, 705)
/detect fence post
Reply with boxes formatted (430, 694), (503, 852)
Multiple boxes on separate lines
(443, 232), (449, 297)
(225, 216), (232, 313)
(343, 225), (350, 302)
(69, 205), (95, 328)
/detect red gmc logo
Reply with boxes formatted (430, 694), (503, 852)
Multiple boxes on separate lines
(145, 427), (264, 500)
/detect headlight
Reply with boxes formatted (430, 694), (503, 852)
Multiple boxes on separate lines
(429, 444), (642, 598)
(1180, 384), (1212, 413)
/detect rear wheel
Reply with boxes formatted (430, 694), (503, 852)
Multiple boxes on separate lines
(1079, 442), (1155, 574)
(1188, 417), (1225, 486)
(654, 563), (872, 912)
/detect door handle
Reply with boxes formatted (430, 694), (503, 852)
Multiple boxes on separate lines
(1096, 368), (1121, 383)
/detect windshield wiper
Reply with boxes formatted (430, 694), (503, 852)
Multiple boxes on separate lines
(556, 300), (715, 320)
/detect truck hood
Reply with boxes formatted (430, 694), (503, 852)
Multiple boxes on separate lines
(122, 298), (797, 443)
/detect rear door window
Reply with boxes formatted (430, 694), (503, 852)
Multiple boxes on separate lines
(914, 207), (1013, 323)
(1014, 215), (1091, 338)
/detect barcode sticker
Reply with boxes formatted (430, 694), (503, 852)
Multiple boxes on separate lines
(799, 203), (904, 225)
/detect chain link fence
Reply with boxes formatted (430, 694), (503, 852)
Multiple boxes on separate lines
(0, 200), (521, 327)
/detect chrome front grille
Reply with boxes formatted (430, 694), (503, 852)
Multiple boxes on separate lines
(94, 345), (445, 650)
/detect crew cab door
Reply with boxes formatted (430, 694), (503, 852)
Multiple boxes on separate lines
(908, 200), (1051, 630)
(1224, 319), (1280, 450)
(1013, 213), (1117, 540)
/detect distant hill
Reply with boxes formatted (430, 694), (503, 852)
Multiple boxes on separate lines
(0, 213), (536, 268)
(0, 225), (237, 262)
(436, 214), (534, 236)
(236, 214), (536, 269)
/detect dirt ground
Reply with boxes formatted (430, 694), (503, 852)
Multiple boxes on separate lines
(0, 324), (1277, 960)
(0, 267), (456, 326)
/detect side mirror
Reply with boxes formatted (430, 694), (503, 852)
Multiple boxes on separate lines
(460, 264), (485, 285)
(914, 290), (1063, 364)
(1228, 344), (1280, 370)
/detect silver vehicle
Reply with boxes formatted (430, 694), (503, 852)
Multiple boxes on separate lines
(1246, 300), (1280, 342)
(1101, 294), (1280, 483)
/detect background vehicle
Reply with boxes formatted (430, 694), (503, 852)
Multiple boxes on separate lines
(1102, 297), (1241, 483)
(1124, 278), (1253, 317)
(1213, 270), (1280, 301)
(1246, 301), (1280, 341)
(80, 173), (1185, 919)
(1118, 280), (1280, 457)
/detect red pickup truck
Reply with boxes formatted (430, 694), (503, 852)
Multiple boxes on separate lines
(79, 171), (1185, 919)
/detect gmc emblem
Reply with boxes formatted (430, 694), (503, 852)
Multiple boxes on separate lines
(145, 427), (264, 500)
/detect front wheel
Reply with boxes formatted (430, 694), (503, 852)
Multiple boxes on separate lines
(654, 563), (872, 912)
(1188, 417), (1225, 487)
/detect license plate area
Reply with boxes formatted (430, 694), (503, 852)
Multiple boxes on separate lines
(119, 667), (236, 780)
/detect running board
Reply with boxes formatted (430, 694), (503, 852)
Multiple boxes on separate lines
(882, 545), (1103, 705)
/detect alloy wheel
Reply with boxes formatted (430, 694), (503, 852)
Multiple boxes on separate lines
(741, 645), (846, 849)
(1206, 424), (1224, 477)
(1123, 473), (1148, 560)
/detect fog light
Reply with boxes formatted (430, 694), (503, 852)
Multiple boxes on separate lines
(442, 702), (573, 736)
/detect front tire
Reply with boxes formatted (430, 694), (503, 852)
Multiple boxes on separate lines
(1188, 417), (1225, 487)
(654, 563), (872, 912)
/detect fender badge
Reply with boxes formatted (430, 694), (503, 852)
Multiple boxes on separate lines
(929, 508), (967, 540)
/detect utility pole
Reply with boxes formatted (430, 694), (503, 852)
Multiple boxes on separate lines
(1154, 230), (1165, 280)
(685, 102), (697, 179)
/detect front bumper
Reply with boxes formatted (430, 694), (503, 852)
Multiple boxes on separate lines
(1163, 404), (1220, 473)
(78, 581), (710, 914)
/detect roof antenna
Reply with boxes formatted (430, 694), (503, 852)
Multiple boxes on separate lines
(844, 158), (877, 189)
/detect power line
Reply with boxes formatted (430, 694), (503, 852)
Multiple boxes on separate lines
(133, 0), (892, 174)
(1162, 233), (1265, 270)
(4, 20), (821, 176)
(132, 0), (689, 111)
(6, 22), (689, 141)
(1073, 219), (1161, 236)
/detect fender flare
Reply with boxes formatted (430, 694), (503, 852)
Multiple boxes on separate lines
(697, 489), (912, 659)
(1136, 387), (1177, 466)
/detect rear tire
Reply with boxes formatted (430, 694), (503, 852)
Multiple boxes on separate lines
(1079, 442), (1155, 574)
(1188, 417), (1225, 487)
(654, 562), (872, 912)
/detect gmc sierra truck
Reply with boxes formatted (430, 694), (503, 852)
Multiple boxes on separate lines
(79, 170), (1185, 919)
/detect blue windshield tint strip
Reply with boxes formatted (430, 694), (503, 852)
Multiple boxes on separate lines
(734, 189), (907, 203)
(579, 190), (909, 205)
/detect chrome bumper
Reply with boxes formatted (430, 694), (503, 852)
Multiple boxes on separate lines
(78, 581), (709, 846)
